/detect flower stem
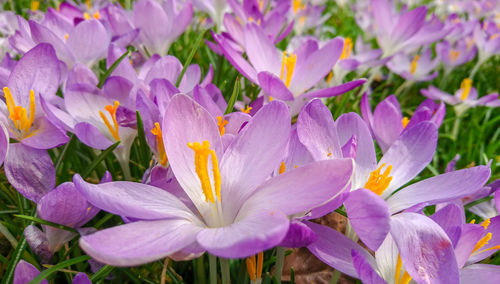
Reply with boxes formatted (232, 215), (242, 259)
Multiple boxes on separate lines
(330, 269), (341, 284)
(220, 258), (230, 284)
(209, 254), (217, 284)
(275, 247), (286, 284)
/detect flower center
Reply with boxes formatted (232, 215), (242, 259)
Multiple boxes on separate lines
(188, 141), (221, 203)
(471, 219), (500, 255)
(99, 101), (120, 141)
(460, 78), (472, 101)
(449, 49), (460, 61)
(4, 87), (36, 139)
(293, 0), (305, 14)
(402, 117), (410, 128)
(217, 116), (228, 136)
(395, 254), (412, 284)
(241, 106), (252, 114)
(364, 163), (393, 196)
(340, 38), (353, 60)
(83, 11), (100, 20)
(246, 252), (264, 282)
(151, 122), (168, 167)
(410, 55), (420, 75)
(280, 51), (297, 88)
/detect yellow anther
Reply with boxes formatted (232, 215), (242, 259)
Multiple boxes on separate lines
(410, 55), (420, 74)
(269, 96), (273, 102)
(241, 106), (252, 114)
(402, 117), (410, 128)
(481, 218), (491, 229)
(293, 0), (305, 13)
(460, 78), (472, 101)
(340, 37), (353, 60)
(99, 101), (120, 141)
(83, 12), (91, 20)
(151, 123), (168, 166)
(466, 38), (475, 50)
(280, 51), (297, 88)
(395, 255), (412, 284)
(85, 0), (92, 9)
(246, 252), (264, 282)
(64, 34), (69, 41)
(327, 152), (332, 157)
(31, 0), (40, 11)
(326, 71), (334, 83)
(490, 34), (499, 40)
(258, 0), (265, 11)
(449, 49), (460, 61)
(217, 116), (228, 136)
(470, 219), (476, 224)
(299, 16), (306, 24)
(279, 162), (286, 174)
(187, 141), (221, 203)
(472, 233), (492, 253)
(3, 87), (36, 135)
(365, 163), (393, 196)
(93, 11), (100, 19)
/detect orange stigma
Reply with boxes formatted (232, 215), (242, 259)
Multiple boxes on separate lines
(99, 101), (120, 141)
(151, 122), (168, 166)
(365, 163), (393, 196)
(4, 87), (36, 138)
(280, 51), (297, 88)
(188, 141), (221, 203)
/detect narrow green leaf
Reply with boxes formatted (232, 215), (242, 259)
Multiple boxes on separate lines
(224, 77), (240, 114)
(82, 142), (120, 179)
(1, 236), (27, 284)
(13, 215), (78, 233)
(90, 265), (115, 282)
(136, 111), (151, 167)
(464, 196), (494, 209)
(97, 46), (135, 89)
(55, 134), (76, 174)
(28, 255), (91, 284)
(176, 30), (207, 87)
(334, 208), (347, 217)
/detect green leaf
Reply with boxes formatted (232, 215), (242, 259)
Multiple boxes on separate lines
(28, 255), (91, 284)
(176, 29), (207, 87)
(13, 215), (78, 233)
(97, 46), (135, 89)
(136, 111), (152, 167)
(90, 265), (115, 282)
(82, 142), (120, 179)
(224, 77), (240, 114)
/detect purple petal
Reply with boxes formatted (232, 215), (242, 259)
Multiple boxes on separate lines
(74, 122), (113, 150)
(20, 117), (69, 149)
(80, 218), (203, 266)
(14, 260), (47, 284)
(4, 144), (54, 202)
(24, 225), (52, 264)
(430, 203), (464, 246)
(67, 19), (109, 66)
(73, 273), (92, 284)
(390, 213), (459, 284)
(278, 220), (318, 248)
(454, 224), (485, 268)
(351, 250), (386, 284)
(244, 23), (281, 74)
(372, 97), (403, 152)
(345, 188), (391, 251)
(460, 264), (500, 284)
(303, 79), (366, 98)
(387, 166), (491, 214)
(257, 71), (294, 100)
(0, 123), (8, 166)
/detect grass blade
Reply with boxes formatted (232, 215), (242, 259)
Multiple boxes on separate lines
(97, 46), (135, 89)
(224, 77), (240, 114)
(82, 142), (120, 179)
(13, 215), (78, 233)
(28, 255), (91, 284)
(176, 30), (207, 87)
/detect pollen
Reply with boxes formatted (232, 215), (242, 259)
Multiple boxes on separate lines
(365, 163), (393, 196)
(4, 87), (36, 135)
(151, 122), (168, 167)
(188, 141), (221, 203)
(280, 51), (297, 88)
(410, 55), (420, 75)
(293, 0), (305, 13)
(460, 78), (472, 101)
(246, 252), (264, 282)
(402, 117), (410, 128)
(340, 37), (353, 60)
(99, 101), (120, 141)
(472, 233), (491, 253)
(217, 116), (228, 136)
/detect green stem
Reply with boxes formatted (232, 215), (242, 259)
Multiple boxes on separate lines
(330, 270), (341, 284)
(275, 247), (286, 284)
(176, 30), (207, 87)
(196, 256), (207, 284)
(220, 258), (230, 284)
(97, 47), (134, 89)
(209, 254), (218, 284)
(451, 116), (462, 141)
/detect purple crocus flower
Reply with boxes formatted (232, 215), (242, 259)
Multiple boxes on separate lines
(421, 78), (500, 114)
(14, 260), (91, 284)
(193, 0), (228, 29)
(72, 94), (354, 265)
(371, 0), (449, 57)
(360, 93), (445, 152)
(386, 48), (439, 82)
(297, 99), (491, 251)
(471, 21), (500, 75)
(306, 212), (460, 283)
(0, 44), (68, 202)
(437, 38), (477, 75)
(213, 23), (365, 115)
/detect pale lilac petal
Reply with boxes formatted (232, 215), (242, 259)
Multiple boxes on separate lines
(257, 71), (294, 100)
(372, 98), (403, 152)
(390, 213), (459, 284)
(14, 260), (47, 284)
(29, 21), (75, 67)
(24, 225), (52, 264)
(460, 264), (500, 284)
(379, 121), (438, 199)
(163, 94), (223, 214)
(80, 219), (203, 266)
(213, 32), (258, 82)
(20, 117), (69, 149)
(278, 220), (318, 248)
(391, 7), (427, 43)
(4, 144), (54, 202)
(345, 188), (391, 251)
(297, 99), (341, 161)
(306, 221), (374, 278)
(302, 79), (366, 98)
(430, 203), (464, 246)
(74, 122), (113, 150)
(0, 122), (8, 166)
(351, 250), (386, 284)
(133, 0), (170, 55)
(244, 23), (281, 74)
(179, 64), (201, 93)
(73, 174), (197, 221)
(66, 19), (109, 66)
(144, 56), (182, 85)
(454, 224), (485, 268)
(73, 273), (92, 284)
(387, 166), (491, 214)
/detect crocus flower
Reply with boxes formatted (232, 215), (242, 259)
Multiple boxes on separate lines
(421, 78), (500, 114)
(437, 39), (477, 75)
(73, 94), (354, 265)
(306, 212), (460, 283)
(371, 0), (449, 57)
(213, 23), (365, 115)
(360, 93), (445, 152)
(471, 21), (500, 73)
(297, 99), (491, 251)
(193, 0), (228, 30)
(1, 44), (68, 202)
(386, 48), (439, 82)
(14, 260), (91, 284)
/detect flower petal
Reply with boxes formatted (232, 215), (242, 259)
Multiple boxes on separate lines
(351, 250), (386, 284)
